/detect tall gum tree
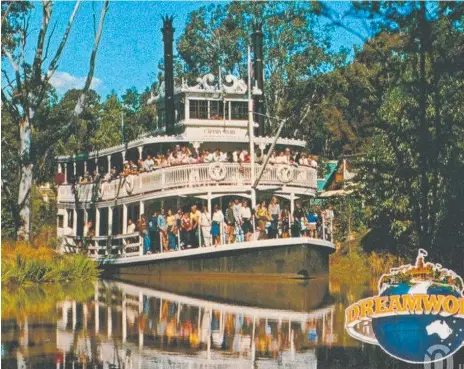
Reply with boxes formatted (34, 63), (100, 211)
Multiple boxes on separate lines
(1, 0), (110, 241)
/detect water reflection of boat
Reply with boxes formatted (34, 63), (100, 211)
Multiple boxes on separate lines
(112, 274), (330, 312)
(50, 280), (336, 368)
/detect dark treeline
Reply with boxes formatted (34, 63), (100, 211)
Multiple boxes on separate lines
(2, 1), (463, 272)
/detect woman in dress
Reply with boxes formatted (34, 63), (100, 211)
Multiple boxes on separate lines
(200, 206), (212, 247)
(211, 204), (224, 246)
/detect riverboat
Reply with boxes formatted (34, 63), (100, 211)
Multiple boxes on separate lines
(55, 18), (335, 278)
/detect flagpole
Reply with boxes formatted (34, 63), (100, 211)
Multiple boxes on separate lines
(248, 45), (256, 208)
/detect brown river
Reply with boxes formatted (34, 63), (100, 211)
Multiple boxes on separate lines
(2, 275), (462, 368)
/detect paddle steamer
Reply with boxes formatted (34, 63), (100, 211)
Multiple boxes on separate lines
(55, 18), (335, 278)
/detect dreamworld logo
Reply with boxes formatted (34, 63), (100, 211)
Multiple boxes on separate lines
(345, 249), (464, 364)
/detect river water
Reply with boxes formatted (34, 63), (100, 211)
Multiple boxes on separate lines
(1, 275), (459, 369)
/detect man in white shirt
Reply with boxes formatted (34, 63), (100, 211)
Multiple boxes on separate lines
(232, 150), (241, 163)
(233, 199), (243, 242)
(212, 148), (222, 162)
(144, 155), (155, 172)
(127, 219), (136, 234)
(203, 149), (213, 163)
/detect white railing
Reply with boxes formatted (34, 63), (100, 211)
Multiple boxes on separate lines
(61, 215), (333, 260)
(57, 163), (317, 203)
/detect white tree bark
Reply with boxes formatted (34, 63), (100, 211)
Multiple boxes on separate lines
(1, 0), (109, 241)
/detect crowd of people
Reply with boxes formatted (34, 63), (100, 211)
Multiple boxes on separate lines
(117, 198), (334, 255)
(77, 145), (318, 184)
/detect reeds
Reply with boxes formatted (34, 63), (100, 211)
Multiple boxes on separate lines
(1, 241), (100, 286)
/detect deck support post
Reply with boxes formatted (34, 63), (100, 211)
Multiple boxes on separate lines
(139, 201), (145, 217)
(138, 146), (143, 161)
(122, 292), (127, 343)
(107, 305), (112, 338)
(108, 207), (113, 236)
(63, 163), (68, 184)
(122, 204), (128, 234)
(84, 160), (87, 175)
(72, 301), (77, 330)
(290, 193), (295, 227)
(95, 283), (99, 333)
(207, 192), (212, 215)
(121, 150), (126, 164)
(95, 208), (100, 237)
(139, 291), (144, 348)
(251, 188), (256, 209)
(95, 208), (100, 254)
(107, 155), (111, 174)
(73, 158), (76, 177)
(72, 209), (78, 239)
(95, 158), (99, 174)
(58, 162), (62, 174)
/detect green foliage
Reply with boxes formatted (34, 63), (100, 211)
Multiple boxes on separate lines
(351, 2), (464, 271)
(2, 250), (100, 286)
(177, 1), (339, 137)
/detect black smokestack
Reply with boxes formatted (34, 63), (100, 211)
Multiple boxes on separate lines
(252, 22), (265, 136)
(161, 15), (175, 135)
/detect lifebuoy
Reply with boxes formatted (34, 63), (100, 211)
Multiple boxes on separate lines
(276, 165), (294, 183)
(208, 162), (227, 181)
(125, 175), (134, 194)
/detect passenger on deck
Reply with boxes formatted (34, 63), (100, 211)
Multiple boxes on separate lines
(292, 201), (305, 237)
(190, 205), (201, 248)
(224, 201), (236, 244)
(233, 199), (243, 242)
(127, 219), (136, 234)
(240, 200), (252, 242)
(144, 155), (155, 172)
(268, 197), (280, 239)
(158, 210), (168, 252)
(211, 204), (224, 246)
(181, 211), (192, 248)
(166, 209), (177, 251)
(200, 206), (212, 247)
(149, 211), (159, 252)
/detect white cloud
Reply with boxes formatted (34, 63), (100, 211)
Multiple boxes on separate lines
(49, 71), (102, 93)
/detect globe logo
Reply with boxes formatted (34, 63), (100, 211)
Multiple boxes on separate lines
(345, 249), (464, 364)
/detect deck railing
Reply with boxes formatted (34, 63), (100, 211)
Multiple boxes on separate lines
(57, 163), (317, 203)
(62, 215), (334, 260)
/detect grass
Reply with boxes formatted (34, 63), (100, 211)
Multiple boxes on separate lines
(330, 231), (405, 281)
(1, 241), (100, 286)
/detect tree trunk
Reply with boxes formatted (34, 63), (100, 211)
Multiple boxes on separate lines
(17, 117), (33, 241)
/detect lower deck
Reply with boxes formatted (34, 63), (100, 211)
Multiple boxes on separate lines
(88, 237), (335, 279)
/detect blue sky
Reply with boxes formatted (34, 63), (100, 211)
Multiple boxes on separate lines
(21, 1), (371, 99)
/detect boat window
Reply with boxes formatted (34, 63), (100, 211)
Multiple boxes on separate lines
(57, 215), (64, 228)
(210, 100), (224, 120)
(67, 209), (73, 228)
(231, 101), (247, 120)
(175, 101), (184, 121)
(189, 100), (208, 119)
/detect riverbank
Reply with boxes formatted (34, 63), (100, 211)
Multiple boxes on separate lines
(329, 231), (404, 282)
(1, 241), (100, 286)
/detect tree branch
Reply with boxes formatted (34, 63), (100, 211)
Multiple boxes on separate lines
(44, 0), (81, 82)
(32, 0), (52, 83)
(74, 0), (110, 117)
